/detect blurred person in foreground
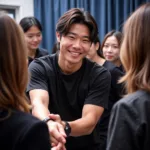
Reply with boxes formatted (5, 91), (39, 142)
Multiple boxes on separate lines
(0, 12), (57, 150)
(107, 3), (150, 150)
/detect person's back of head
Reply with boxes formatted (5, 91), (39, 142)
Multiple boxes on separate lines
(56, 8), (98, 42)
(0, 13), (30, 116)
(120, 3), (150, 94)
(19, 16), (42, 33)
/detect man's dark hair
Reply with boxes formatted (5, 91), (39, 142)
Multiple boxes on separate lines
(56, 8), (98, 42)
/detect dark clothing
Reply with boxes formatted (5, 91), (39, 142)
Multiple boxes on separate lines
(99, 61), (124, 150)
(0, 109), (51, 150)
(27, 53), (111, 150)
(117, 64), (124, 73)
(28, 48), (49, 65)
(103, 61), (124, 106)
(107, 90), (150, 150)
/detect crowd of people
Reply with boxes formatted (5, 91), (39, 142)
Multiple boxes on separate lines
(1, 2), (150, 150)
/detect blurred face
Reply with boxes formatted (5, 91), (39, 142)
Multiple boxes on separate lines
(102, 36), (120, 63)
(86, 42), (99, 60)
(25, 25), (42, 50)
(57, 23), (91, 65)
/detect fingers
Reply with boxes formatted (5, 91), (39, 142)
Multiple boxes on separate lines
(48, 121), (66, 144)
(50, 127), (66, 144)
(57, 123), (66, 137)
(51, 143), (66, 150)
(54, 142), (66, 150)
(49, 114), (61, 123)
(51, 136), (59, 146)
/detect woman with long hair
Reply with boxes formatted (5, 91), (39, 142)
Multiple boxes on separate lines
(107, 3), (150, 150)
(101, 30), (123, 71)
(19, 17), (49, 65)
(0, 13), (51, 150)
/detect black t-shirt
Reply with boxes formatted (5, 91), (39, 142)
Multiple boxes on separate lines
(107, 90), (150, 150)
(27, 53), (111, 150)
(103, 61), (124, 106)
(28, 48), (49, 66)
(98, 61), (125, 150)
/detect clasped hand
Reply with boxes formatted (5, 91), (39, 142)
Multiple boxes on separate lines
(47, 114), (66, 150)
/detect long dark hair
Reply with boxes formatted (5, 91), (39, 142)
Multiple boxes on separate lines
(19, 16), (42, 33)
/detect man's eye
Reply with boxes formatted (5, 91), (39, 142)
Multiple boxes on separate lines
(83, 39), (90, 43)
(68, 36), (75, 39)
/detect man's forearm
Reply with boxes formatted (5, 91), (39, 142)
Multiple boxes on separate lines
(32, 103), (50, 120)
(66, 117), (97, 137)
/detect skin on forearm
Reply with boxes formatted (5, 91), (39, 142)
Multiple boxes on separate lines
(69, 116), (96, 136)
(32, 102), (50, 120)
(30, 90), (66, 148)
(30, 89), (50, 120)
(66, 104), (104, 137)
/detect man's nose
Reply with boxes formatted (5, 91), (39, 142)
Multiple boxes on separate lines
(73, 40), (81, 48)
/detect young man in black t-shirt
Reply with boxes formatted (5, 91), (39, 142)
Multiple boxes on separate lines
(27, 8), (111, 150)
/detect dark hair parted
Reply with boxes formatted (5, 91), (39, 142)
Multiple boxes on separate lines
(56, 8), (98, 42)
(120, 3), (150, 94)
(0, 14), (30, 117)
(19, 16), (42, 33)
(101, 30), (123, 49)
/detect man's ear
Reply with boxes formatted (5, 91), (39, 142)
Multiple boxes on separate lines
(56, 32), (61, 42)
(96, 42), (100, 51)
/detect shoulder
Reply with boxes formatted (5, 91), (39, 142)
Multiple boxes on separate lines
(11, 111), (50, 149)
(2, 110), (48, 134)
(11, 110), (49, 136)
(103, 61), (116, 71)
(104, 61), (124, 76)
(38, 48), (49, 55)
(113, 90), (150, 118)
(29, 54), (56, 71)
(84, 58), (111, 87)
(115, 90), (150, 106)
(85, 58), (110, 76)
(11, 110), (43, 125)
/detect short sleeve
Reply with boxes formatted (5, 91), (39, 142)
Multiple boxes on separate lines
(27, 60), (49, 93)
(84, 67), (111, 109)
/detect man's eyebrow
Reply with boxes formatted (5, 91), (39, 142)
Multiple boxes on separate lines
(68, 32), (90, 39)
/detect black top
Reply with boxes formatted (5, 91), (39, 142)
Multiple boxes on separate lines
(27, 53), (111, 150)
(103, 61), (124, 106)
(107, 90), (150, 150)
(0, 109), (51, 150)
(28, 48), (49, 66)
(98, 61), (124, 150)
